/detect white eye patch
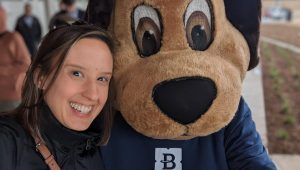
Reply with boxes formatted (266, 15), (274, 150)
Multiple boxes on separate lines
(185, 0), (211, 27)
(134, 5), (161, 31)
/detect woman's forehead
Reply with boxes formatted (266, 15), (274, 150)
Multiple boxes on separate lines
(63, 38), (113, 71)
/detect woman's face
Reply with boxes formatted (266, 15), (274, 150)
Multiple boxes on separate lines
(44, 38), (113, 131)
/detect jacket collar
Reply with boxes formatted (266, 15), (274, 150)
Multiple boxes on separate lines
(40, 104), (102, 153)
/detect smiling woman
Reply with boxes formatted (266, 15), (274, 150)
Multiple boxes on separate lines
(44, 38), (113, 132)
(0, 21), (115, 170)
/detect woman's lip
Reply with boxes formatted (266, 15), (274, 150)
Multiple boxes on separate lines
(71, 101), (94, 106)
(70, 102), (93, 113)
(70, 105), (93, 118)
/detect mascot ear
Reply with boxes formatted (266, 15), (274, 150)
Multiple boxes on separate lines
(84, 0), (114, 29)
(225, 0), (262, 70)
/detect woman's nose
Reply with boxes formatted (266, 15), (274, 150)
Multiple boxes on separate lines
(82, 81), (99, 101)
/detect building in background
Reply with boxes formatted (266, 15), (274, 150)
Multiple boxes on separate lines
(262, 0), (300, 24)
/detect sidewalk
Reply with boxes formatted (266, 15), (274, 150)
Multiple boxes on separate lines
(242, 65), (300, 170)
(260, 36), (300, 54)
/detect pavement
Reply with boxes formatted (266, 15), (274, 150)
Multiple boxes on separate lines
(242, 65), (300, 170)
(260, 36), (300, 54)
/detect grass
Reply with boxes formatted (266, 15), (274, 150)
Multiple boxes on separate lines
(275, 128), (289, 140)
(280, 94), (291, 114)
(277, 47), (300, 89)
(261, 42), (271, 61)
(261, 25), (300, 153)
(277, 47), (293, 67)
(262, 43), (295, 115)
(262, 43), (283, 92)
(283, 114), (297, 125)
(269, 66), (282, 91)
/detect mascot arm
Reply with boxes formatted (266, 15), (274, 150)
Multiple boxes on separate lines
(224, 98), (277, 170)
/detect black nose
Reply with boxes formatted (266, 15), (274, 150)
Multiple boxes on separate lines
(153, 77), (217, 125)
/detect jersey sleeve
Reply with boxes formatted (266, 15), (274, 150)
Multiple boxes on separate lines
(224, 98), (277, 170)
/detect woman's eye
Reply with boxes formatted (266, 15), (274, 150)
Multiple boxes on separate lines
(72, 71), (83, 77)
(97, 76), (110, 82)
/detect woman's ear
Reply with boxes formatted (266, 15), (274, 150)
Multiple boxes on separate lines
(33, 68), (46, 90)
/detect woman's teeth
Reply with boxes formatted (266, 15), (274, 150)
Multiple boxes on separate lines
(70, 102), (92, 114)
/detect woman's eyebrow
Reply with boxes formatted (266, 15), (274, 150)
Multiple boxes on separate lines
(65, 64), (113, 75)
(102, 72), (113, 76)
(64, 64), (86, 70)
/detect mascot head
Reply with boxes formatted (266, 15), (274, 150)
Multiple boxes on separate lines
(86, 0), (261, 140)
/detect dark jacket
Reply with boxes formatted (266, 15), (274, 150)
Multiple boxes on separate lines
(15, 15), (42, 56)
(0, 105), (104, 170)
(101, 97), (277, 170)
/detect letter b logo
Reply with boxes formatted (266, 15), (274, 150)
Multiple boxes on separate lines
(155, 148), (182, 170)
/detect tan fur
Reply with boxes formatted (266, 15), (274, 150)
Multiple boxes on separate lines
(111, 0), (250, 139)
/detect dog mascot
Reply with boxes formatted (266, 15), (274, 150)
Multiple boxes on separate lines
(86, 0), (277, 169)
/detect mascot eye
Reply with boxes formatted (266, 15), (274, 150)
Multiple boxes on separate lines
(132, 5), (162, 57)
(184, 0), (213, 51)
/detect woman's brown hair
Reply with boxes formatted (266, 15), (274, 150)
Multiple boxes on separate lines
(12, 21), (115, 145)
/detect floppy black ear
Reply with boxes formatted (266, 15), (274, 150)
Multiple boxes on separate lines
(225, 0), (262, 70)
(84, 0), (114, 29)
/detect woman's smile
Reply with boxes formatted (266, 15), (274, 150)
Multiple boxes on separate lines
(70, 102), (93, 114)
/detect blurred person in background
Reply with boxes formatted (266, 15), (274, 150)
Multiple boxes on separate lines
(49, 0), (85, 29)
(15, 3), (42, 57)
(59, 0), (67, 11)
(0, 5), (31, 113)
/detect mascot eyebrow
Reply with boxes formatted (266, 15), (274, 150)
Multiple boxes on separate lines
(184, 0), (212, 27)
(133, 5), (161, 32)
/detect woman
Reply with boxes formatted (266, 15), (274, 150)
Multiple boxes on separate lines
(0, 21), (115, 170)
